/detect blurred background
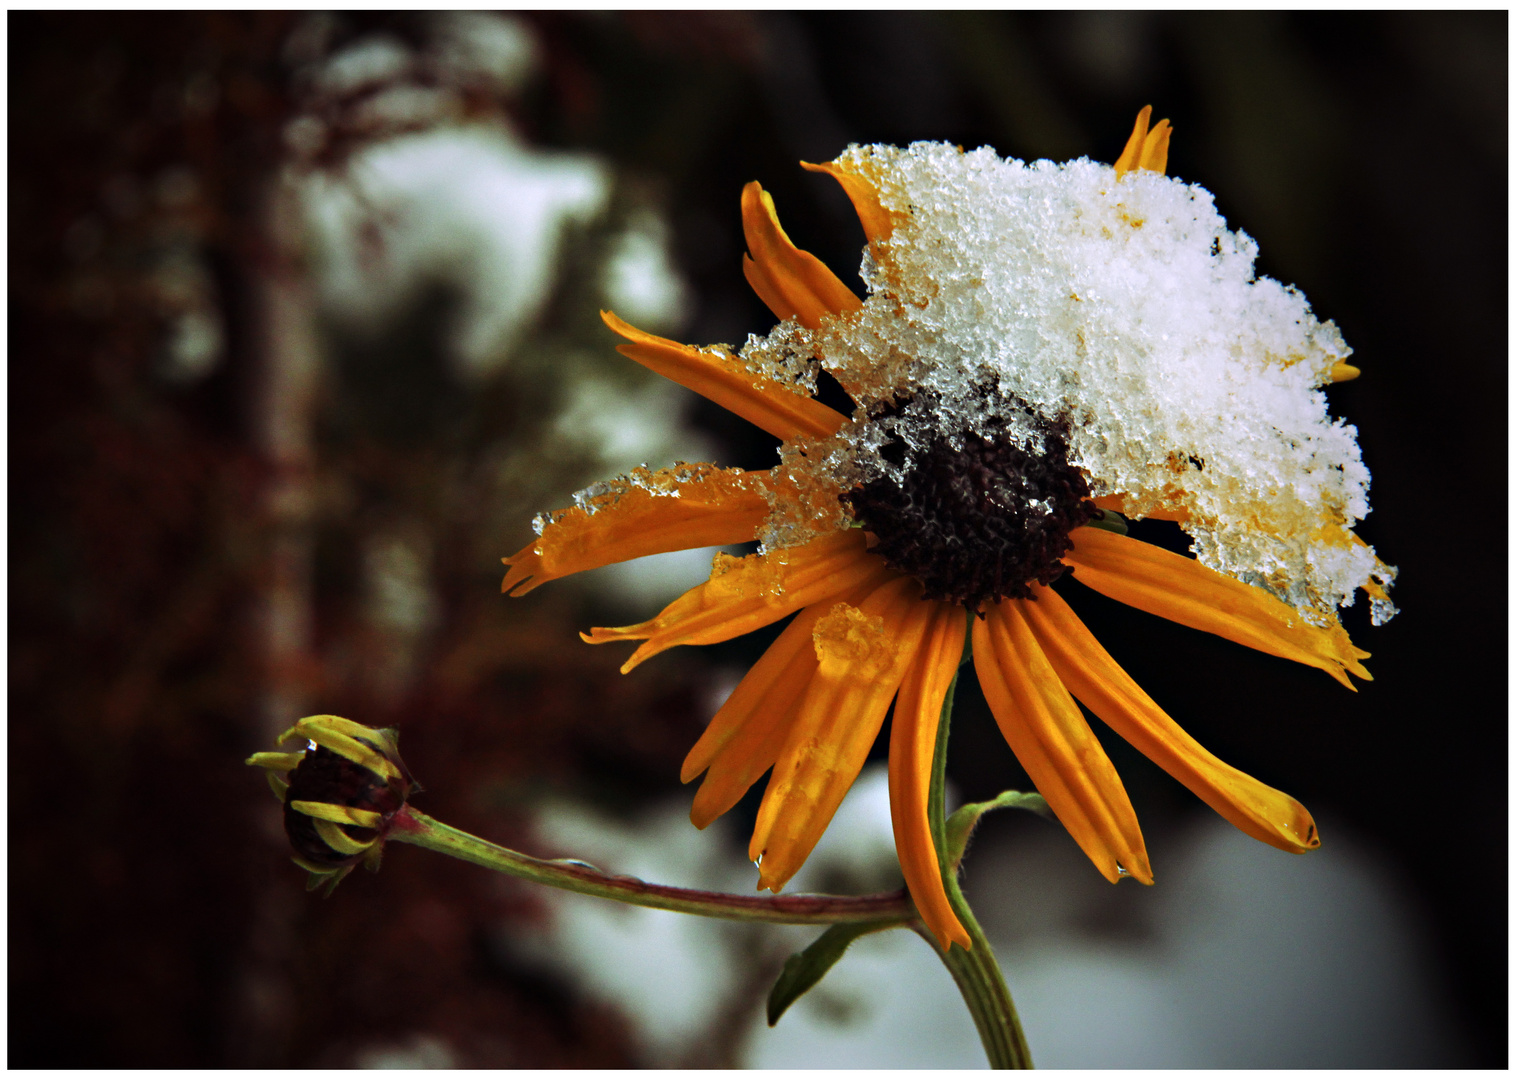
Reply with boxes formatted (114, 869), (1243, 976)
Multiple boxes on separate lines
(9, 11), (1505, 1068)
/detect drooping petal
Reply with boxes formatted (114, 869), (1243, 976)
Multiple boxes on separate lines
(801, 160), (895, 244)
(502, 465), (774, 596)
(601, 310), (847, 441)
(1020, 584), (1320, 854)
(313, 819), (375, 857)
(973, 600), (1152, 884)
(749, 576), (933, 891)
(888, 600), (971, 950)
(582, 530), (892, 672)
(1063, 527), (1372, 688)
(681, 600), (827, 785)
(740, 182), (863, 329)
(684, 590), (872, 827)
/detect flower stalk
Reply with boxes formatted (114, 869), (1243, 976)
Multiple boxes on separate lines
(386, 807), (914, 926)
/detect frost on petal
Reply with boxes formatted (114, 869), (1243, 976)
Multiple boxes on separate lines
(741, 142), (1391, 625)
(811, 602), (890, 673)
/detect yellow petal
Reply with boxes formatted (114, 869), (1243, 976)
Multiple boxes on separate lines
(601, 310), (846, 441)
(1020, 585), (1319, 853)
(740, 182), (863, 329)
(684, 596), (842, 827)
(1063, 527), (1371, 688)
(973, 600), (1151, 884)
(313, 818), (376, 857)
(245, 751), (306, 772)
(683, 579), (885, 786)
(290, 800), (384, 829)
(1138, 118), (1171, 175)
(889, 601), (971, 950)
(583, 530), (892, 672)
(1113, 105), (1152, 179)
(801, 160), (895, 244)
(502, 464), (773, 596)
(279, 716), (402, 782)
(749, 576), (933, 890)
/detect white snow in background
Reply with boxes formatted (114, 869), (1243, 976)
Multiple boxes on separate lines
(303, 124), (610, 378)
(525, 800), (754, 1065)
(983, 816), (1464, 1067)
(603, 207), (692, 330)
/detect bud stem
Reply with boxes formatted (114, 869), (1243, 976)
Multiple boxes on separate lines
(387, 806), (915, 926)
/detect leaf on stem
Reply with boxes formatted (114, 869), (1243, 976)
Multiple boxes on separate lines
(766, 919), (904, 1026)
(944, 789), (1051, 869)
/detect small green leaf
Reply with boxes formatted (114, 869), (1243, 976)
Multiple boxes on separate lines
(1085, 509), (1128, 535)
(767, 920), (902, 1026)
(945, 790), (1051, 868)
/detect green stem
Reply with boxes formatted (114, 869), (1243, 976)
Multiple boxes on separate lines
(923, 613), (1034, 1069)
(387, 807), (914, 926)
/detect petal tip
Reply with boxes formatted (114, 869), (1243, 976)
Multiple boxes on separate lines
(928, 921), (973, 952)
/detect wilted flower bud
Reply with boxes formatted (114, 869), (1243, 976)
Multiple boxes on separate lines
(247, 715), (415, 894)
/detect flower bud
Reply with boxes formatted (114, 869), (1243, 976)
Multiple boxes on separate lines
(247, 715), (415, 894)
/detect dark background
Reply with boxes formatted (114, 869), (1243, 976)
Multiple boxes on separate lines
(10, 11), (1505, 1067)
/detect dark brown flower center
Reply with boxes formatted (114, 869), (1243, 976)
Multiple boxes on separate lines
(841, 407), (1095, 610)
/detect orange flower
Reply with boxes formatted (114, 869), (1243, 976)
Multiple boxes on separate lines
(503, 110), (1382, 951)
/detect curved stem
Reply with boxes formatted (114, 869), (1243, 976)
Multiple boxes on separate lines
(387, 807), (914, 926)
(925, 615), (1034, 1069)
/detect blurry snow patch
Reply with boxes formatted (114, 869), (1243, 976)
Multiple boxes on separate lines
(365, 529), (438, 638)
(355, 1033), (456, 1069)
(164, 309), (224, 381)
(743, 928), (983, 1069)
(520, 765), (924, 1065)
(525, 799), (754, 1065)
(974, 813), (1468, 1067)
(551, 374), (714, 472)
(704, 666), (744, 716)
(591, 546), (726, 611)
(151, 243), (225, 382)
(603, 207), (691, 330)
(303, 124), (610, 378)
(548, 367), (722, 609)
(362, 526), (439, 698)
(431, 12), (538, 95)
(317, 34), (413, 97)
